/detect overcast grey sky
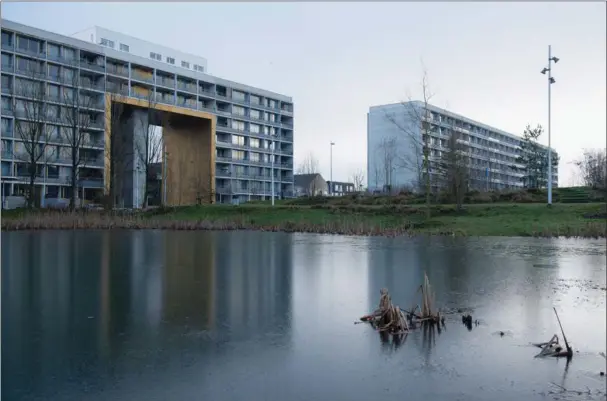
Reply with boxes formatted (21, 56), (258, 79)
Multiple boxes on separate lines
(2, 2), (605, 185)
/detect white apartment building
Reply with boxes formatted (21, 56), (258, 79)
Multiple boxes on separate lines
(1, 19), (294, 206)
(367, 101), (558, 192)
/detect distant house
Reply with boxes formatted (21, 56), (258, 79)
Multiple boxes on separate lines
(294, 173), (328, 196)
(326, 181), (356, 197)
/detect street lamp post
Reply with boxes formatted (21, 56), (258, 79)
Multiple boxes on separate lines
(541, 45), (559, 206)
(329, 141), (335, 196)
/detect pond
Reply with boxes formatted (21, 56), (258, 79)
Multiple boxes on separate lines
(2, 231), (606, 401)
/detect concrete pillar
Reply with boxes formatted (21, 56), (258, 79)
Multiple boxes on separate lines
(131, 109), (148, 209)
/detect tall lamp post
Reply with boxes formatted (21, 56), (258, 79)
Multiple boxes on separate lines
(541, 45), (559, 206)
(329, 141), (335, 196)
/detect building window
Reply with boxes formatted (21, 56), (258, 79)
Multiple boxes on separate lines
(250, 138), (259, 148)
(250, 124), (260, 134)
(250, 95), (261, 105)
(232, 135), (245, 146)
(166, 57), (175, 65)
(119, 43), (129, 52)
(150, 52), (161, 61)
(194, 64), (204, 72)
(250, 109), (260, 120)
(232, 106), (245, 116)
(231, 120), (245, 131)
(1, 31), (12, 47)
(181, 61), (190, 68)
(250, 152), (260, 162)
(100, 38), (115, 48)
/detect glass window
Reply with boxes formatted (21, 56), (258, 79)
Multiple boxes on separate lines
(232, 135), (244, 146)
(48, 64), (60, 78)
(62, 47), (75, 60)
(47, 43), (60, 57)
(232, 106), (245, 116)
(232, 91), (245, 101)
(231, 120), (245, 131)
(181, 61), (190, 68)
(250, 123), (260, 134)
(250, 138), (259, 148)
(63, 67), (74, 81)
(250, 109), (260, 120)
(1, 75), (10, 90)
(1, 53), (12, 67)
(1, 31), (12, 46)
(47, 84), (60, 99)
(250, 95), (260, 105)
(250, 152), (260, 162)
(166, 57), (175, 64)
(119, 43), (129, 52)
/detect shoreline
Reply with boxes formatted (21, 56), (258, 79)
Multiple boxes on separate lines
(2, 203), (605, 238)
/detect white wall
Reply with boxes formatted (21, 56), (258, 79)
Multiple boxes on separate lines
(71, 26), (209, 74)
(367, 103), (422, 191)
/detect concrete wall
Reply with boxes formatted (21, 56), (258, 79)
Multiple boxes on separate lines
(367, 103), (422, 191)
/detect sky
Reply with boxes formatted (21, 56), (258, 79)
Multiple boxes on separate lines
(2, 2), (605, 186)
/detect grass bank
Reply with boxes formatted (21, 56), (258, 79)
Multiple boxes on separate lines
(2, 202), (605, 238)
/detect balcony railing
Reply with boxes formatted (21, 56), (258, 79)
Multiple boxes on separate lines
(131, 71), (154, 83)
(14, 47), (46, 59)
(106, 65), (129, 77)
(177, 82), (197, 93)
(79, 60), (105, 73)
(156, 78), (174, 88)
(80, 80), (105, 91)
(47, 53), (78, 66)
(1, 42), (14, 51)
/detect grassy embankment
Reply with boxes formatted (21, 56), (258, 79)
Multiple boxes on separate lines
(2, 188), (605, 237)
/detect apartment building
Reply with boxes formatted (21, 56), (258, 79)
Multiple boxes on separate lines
(1, 19), (294, 206)
(367, 101), (558, 192)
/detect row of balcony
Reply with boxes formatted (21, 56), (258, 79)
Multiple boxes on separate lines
(216, 140), (293, 155)
(3, 41), (294, 111)
(216, 124), (293, 141)
(215, 156), (292, 168)
(216, 170), (294, 181)
(215, 185), (294, 197)
(0, 173), (105, 187)
(1, 108), (105, 130)
(0, 151), (104, 167)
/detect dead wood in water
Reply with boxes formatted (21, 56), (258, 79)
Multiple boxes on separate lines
(533, 309), (574, 359)
(359, 275), (445, 336)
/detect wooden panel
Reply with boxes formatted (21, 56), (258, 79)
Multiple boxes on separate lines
(163, 116), (214, 205)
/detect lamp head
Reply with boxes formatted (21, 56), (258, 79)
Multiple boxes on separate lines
(551, 57), (560, 64)
(541, 68), (549, 75)
(549, 77), (556, 84)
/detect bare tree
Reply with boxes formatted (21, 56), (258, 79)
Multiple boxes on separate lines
(376, 136), (397, 193)
(574, 148), (607, 189)
(103, 91), (134, 209)
(383, 66), (434, 218)
(134, 90), (163, 208)
(296, 152), (321, 196)
(12, 71), (54, 208)
(297, 152), (320, 175)
(59, 73), (98, 209)
(350, 168), (366, 192)
(437, 129), (470, 210)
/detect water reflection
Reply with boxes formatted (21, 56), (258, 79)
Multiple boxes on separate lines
(1, 232), (605, 401)
(1, 230), (294, 401)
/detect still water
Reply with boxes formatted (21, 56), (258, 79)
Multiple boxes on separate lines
(2, 231), (606, 401)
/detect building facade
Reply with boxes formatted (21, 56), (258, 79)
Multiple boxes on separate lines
(1, 19), (294, 206)
(327, 181), (355, 196)
(367, 101), (558, 192)
(294, 173), (328, 197)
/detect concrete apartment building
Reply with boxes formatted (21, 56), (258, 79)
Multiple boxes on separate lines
(1, 19), (294, 206)
(367, 101), (558, 192)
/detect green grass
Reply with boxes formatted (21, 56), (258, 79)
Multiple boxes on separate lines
(3, 202), (605, 237)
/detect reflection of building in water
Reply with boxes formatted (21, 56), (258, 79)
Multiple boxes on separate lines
(213, 232), (293, 338)
(366, 237), (423, 310)
(161, 231), (216, 329)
